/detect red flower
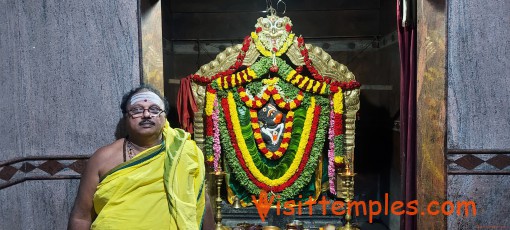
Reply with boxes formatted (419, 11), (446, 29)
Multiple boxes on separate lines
(246, 74), (253, 81)
(234, 60), (242, 68)
(256, 27), (262, 33)
(261, 148), (268, 154)
(334, 113), (343, 135)
(206, 115), (214, 136)
(335, 162), (345, 168)
(296, 66), (303, 73)
(242, 36), (251, 49)
(297, 36), (304, 45)
(269, 65), (279, 73)
(285, 24), (292, 32)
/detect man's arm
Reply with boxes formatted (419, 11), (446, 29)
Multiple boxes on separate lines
(68, 150), (104, 230)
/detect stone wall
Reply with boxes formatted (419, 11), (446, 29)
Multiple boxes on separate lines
(0, 1), (140, 229)
(447, 0), (510, 228)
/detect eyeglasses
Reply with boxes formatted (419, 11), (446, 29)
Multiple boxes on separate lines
(128, 106), (164, 118)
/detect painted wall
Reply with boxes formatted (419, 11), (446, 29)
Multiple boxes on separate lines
(447, 0), (510, 229)
(0, 1), (140, 229)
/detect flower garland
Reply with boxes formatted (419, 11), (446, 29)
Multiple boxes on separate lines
(296, 36), (362, 92)
(251, 109), (294, 160)
(196, 31), (362, 200)
(271, 87), (304, 110)
(189, 33), (362, 95)
(327, 99), (336, 194)
(251, 32), (295, 57)
(212, 98), (222, 171)
(226, 92), (311, 187)
(209, 56), (361, 95)
(284, 69), (328, 95)
(223, 93), (321, 190)
(332, 89), (345, 167)
(215, 68), (258, 90)
(204, 86), (216, 167)
(237, 83), (304, 110)
(204, 87), (216, 116)
(189, 35), (252, 84)
(296, 36), (328, 82)
(238, 104), (306, 177)
(219, 93), (329, 200)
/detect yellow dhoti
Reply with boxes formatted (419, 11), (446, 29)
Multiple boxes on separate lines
(92, 122), (205, 229)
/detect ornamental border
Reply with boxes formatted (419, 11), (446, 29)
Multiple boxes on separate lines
(446, 149), (510, 175)
(0, 155), (89, 189)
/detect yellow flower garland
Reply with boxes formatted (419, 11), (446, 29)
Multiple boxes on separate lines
(205, 91), (216, 116)
(238, 84), (304, 110)
(333, 89), (344, 114)
(286, 70), (296, 81)
(334, 156), (344, 164)
(216, 68), (258, 90)
(251, 32), (295, 57)
(227, 92), (316, 186)
(262, 78), (279, 86)
(284, 69), (328, 94)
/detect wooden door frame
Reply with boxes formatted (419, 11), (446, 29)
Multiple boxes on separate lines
(416, 0), (447, 229)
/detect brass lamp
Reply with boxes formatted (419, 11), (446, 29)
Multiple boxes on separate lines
(211, 168), (227, 230)
(337, 163), (359, 230)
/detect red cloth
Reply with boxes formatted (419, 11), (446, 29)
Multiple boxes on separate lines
(398, 0), (417, 229)
(176, 75), (198, 133)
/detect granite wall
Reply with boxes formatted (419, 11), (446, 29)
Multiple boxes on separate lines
(0, 1), (141, 229)
(447, 0), (510, 229)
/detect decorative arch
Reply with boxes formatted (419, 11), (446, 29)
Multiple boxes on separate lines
(186, 15), (360, 205)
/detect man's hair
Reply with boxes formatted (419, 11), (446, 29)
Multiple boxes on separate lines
(120, 84), (170, 115)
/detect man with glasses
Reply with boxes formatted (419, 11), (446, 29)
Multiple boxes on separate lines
(69, 85), (207, 229)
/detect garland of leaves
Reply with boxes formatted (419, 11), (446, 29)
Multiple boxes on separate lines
(224, 93), (315, 187)
(219, 94), (329, 200)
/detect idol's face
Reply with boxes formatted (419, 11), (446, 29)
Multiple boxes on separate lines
(257, 100), (285, 151)
(125, 100), (166, 137)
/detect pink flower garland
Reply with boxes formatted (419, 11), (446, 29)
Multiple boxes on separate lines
(328, 99), (336, 194)
(212, 98), (222, 171)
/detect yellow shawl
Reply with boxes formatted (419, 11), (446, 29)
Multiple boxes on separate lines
(92, 122), (205, 229)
